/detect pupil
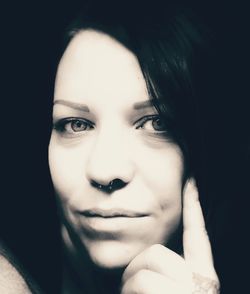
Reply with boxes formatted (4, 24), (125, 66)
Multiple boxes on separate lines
(72, 120), (86, 131)
(152, 118), (164, 131)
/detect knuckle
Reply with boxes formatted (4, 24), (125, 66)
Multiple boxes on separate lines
(146, 244), (165, 258)
(134, 269), (150, 283)
(132, 269), (151, 292)
(144, 244), (164, 268)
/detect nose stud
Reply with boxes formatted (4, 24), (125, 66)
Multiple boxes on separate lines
(97, 181), (114, 191)
(92, 179), (127, 193)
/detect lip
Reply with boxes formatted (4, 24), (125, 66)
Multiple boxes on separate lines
(79, 208), (150, 218)
(76, 208), (151, 235)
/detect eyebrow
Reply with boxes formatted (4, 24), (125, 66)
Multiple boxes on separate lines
(133, 100), (154, 110)
(53, 99), (154, 112)
(53, 99), (90, 112)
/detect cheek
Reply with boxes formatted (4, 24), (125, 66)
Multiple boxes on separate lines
(135, 142), (184, 197)
(133, 143), (183, 227)
(48, 137), (89, 200)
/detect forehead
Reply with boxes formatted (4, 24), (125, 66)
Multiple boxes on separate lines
(54, 29), (149, 109)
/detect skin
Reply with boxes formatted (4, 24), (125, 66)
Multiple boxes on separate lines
(0, 255), (31, 294)
(121, 184), (219, 293)
(48, 29), (219, 293)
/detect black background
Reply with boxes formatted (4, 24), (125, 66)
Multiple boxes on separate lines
(0, 1), (249, 293)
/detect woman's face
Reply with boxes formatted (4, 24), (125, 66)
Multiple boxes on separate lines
(49, 30), (184, 269)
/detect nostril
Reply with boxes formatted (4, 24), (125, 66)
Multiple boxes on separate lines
(111, 179), (127, 190)
(90, 178), (127, 193)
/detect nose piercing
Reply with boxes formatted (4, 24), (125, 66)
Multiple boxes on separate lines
(97, 180), (114, 191)
(92, 179), (126, 193)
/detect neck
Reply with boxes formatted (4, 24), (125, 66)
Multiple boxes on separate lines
(61, 225), (124, 294)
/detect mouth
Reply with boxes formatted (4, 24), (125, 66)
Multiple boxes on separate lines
(74, 208), (152, 235)
(79, 208), (150, 218)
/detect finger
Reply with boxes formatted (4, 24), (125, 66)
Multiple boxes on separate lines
(182, 179), (218, 279)
(121, 269), (188, 294)
(122, 244), (191, 286)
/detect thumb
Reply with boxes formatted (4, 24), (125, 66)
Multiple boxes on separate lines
(182, 179), (217, 280)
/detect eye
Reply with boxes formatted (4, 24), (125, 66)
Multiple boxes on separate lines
(135, 115), (166, 132)
(53, 118), (94, 136)
(66, 119), (92, 132)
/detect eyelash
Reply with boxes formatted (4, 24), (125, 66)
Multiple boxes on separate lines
(53, 117), (94, 136)
(53, 115), (166, 137)
(135, 115), (166, 132)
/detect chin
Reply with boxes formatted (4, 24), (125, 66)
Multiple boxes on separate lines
(86, 240), (143, 270)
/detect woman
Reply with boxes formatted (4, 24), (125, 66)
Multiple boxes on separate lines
(48, 3), (220, 293)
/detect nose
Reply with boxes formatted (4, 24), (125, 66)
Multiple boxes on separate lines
(90, 178), (127, 193)
(85, 129), (135, 193)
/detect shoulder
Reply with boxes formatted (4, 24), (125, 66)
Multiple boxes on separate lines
(0, 241), (42, 294)
(0, 253), (32, 293)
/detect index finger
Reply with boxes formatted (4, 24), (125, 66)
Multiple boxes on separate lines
(182, 179), (217, 279)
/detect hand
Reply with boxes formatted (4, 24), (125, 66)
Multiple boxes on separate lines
(121, 180), (220, 294)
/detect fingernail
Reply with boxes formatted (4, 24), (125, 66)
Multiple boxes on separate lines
(186, 179), (199, 201)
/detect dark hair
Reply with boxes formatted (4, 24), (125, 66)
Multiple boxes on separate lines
(58, 3), (213, 189)
(51, 2), (227, 292)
